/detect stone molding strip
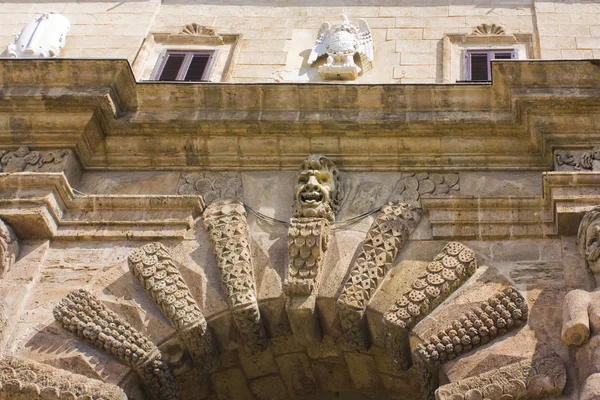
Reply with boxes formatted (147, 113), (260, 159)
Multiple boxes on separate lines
(383, 242), (477, 370)
(203, 200), (268, 353)
(53, 289), (180, 400)
(128, 242), (220, 373)
(338, 202), (421, 351)
(414, 287), (529, 400)
(0, 355), (128, 400)
(435, 353), (566, 400)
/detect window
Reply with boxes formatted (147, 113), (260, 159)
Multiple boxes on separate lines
(463, 49), (517, 82)
(152, 50), (216, 82)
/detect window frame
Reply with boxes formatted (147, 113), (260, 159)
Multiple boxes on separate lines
(151, 49), (218, 82)
(463, 49), (517, 82)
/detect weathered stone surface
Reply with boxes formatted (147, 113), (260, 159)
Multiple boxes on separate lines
(177, 172), (243, 204)
(0, 218), (18, 277)
(275, 353), (316, 397)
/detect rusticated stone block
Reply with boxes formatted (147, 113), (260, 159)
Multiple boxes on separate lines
(338, 202), (421, 351)
(128, 242), (219, 373)
(435, 353), (566, 400)
(383, 242), (478, 371)
(211, 368), (252, 400)
(249, 375), (288, 400)
(53, 289), (179, 400)
(0, 356), (127, 400)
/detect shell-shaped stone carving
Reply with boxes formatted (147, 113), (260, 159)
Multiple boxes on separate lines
(472, 23), (506, 36)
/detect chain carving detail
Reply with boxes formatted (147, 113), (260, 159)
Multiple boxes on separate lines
(383, 242), (477, 370)
(53, 289), (180, 400)
(128, 242), (219, 372)
(337, 203), (421, 350)
(414, 287), (529, 400)
(0, 356), (127, 400)
(284, 217), (330, 296)
(203, 200), (268, 353)
(435, 353), (566, 400)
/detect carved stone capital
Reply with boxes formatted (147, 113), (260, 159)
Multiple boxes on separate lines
(128, 242), (220, 373)
(53, 289), (180, 400)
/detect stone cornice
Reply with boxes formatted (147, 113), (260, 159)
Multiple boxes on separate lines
(0, 59), (599, 170)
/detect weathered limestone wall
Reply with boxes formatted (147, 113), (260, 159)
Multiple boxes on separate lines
(0, 0), (599, 83)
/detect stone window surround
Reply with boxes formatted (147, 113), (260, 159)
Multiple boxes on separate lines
(442, 32), (536, 83)
(132, 28), (242, 83)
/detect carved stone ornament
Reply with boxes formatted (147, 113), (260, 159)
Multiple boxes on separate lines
(414, 287), (529, 400)
(292, 154), (343, 222)
(0, 356), (127, 400)
(308, 14), (373, 80)
(435, 353), (566, 400)
(180, 23), (216, 37)
(0, 218), (19, 276)
(0, 146), (70, 173)
(555, 147), (600, 171)
(176, 172), (243, 205)
(203, 200), (268, 353)
(128, 242), (220, 373)
(338, 202), (422, 351)
(472, 23), (506, 36)
(383, 242), (478, 370)
(6, 13), (70, 58)
(53, 289), (180, 400)
(577, 206), (600, 276)
(284, 217), (330, 296)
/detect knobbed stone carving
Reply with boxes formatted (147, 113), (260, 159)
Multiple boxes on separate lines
(53, 289), (179, 400)
(128, 242), (219, 372)
(0, 356), (127, 400)
(337, 202), (422, 350)
(384, 242), (477, 370)
(284, 217), (330, 296)
(0, 218), (19, 276)
(435, 353), (566, 400)
(203, 200), (268, 353)
(414, 287), (529, 400)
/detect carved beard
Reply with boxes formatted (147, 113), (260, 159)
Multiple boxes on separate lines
(587, 231), (600, 271)
(292, 198), (335, 221)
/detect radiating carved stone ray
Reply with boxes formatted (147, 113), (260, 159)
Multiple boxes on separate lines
(128, 242), (220, 373)
(0, 217), (19, 276)
(383, 242), (477, 370)
(203, 200), (268, 353)
(0, 356), (128, 400)
(435, 353), (566, 400)
(413, 287), (529, 400)
(285, 217), (330, 296)
(337, 202), (421, 350)
(53, 289), (180, 400)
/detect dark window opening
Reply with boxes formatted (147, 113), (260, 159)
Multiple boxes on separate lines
(154, 50), (216, 82)
(463, 49), (516, 82)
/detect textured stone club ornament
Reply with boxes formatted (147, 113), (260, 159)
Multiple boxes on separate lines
(203, 200), (268, 353)
(128, 242), (219, 372)
(414, 287), (529, 400)
(384, 242), (478, 370)
(338, 202), (422, 350)
(0, 218), (19, 276)
(0, 356), (127, 400)
(435, 353), (566, 400)
(308, 14), (373, 80)
(53, 289), (180, 400)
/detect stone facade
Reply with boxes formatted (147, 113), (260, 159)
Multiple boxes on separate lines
(0, 1), (599, 400)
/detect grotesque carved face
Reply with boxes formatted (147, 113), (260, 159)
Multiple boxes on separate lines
(292, 155), (342, 221)
(578, 207), (600, 274)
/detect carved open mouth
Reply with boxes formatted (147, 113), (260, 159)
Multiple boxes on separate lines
(300, 191), (323, 205)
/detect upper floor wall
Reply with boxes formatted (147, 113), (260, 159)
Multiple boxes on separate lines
(0, 0), (599, 83)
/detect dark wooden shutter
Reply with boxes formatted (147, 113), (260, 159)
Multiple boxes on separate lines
(184, 54), (211, 82)
(494, 53), (512, 60)
(158, 54), (186, 81)
(470, 53), (489, 81)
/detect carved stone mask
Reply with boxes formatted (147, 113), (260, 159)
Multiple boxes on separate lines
(292, 155), (343, 221)
(578, 206), (600, 274)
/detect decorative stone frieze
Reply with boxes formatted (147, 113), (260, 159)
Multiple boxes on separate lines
(337, 202), (422, 351)
(0, 218), (19, 276)
(435, 353), (566, 400)
(555, 147), (600, 171)
(308, 15), (373, 80)
(203, 200), (268, 353)
(128, 242), (220, 372)
(0, 356), (127, 400)
(53, 289), (180, 400)
(414, 287), (529, 400)
(0, 146), (70, 173)
(177, 172), (243, 205)
(6, 13), (70, 58)
(390, 172), (459, 203)
(383, 242), (478, 370)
